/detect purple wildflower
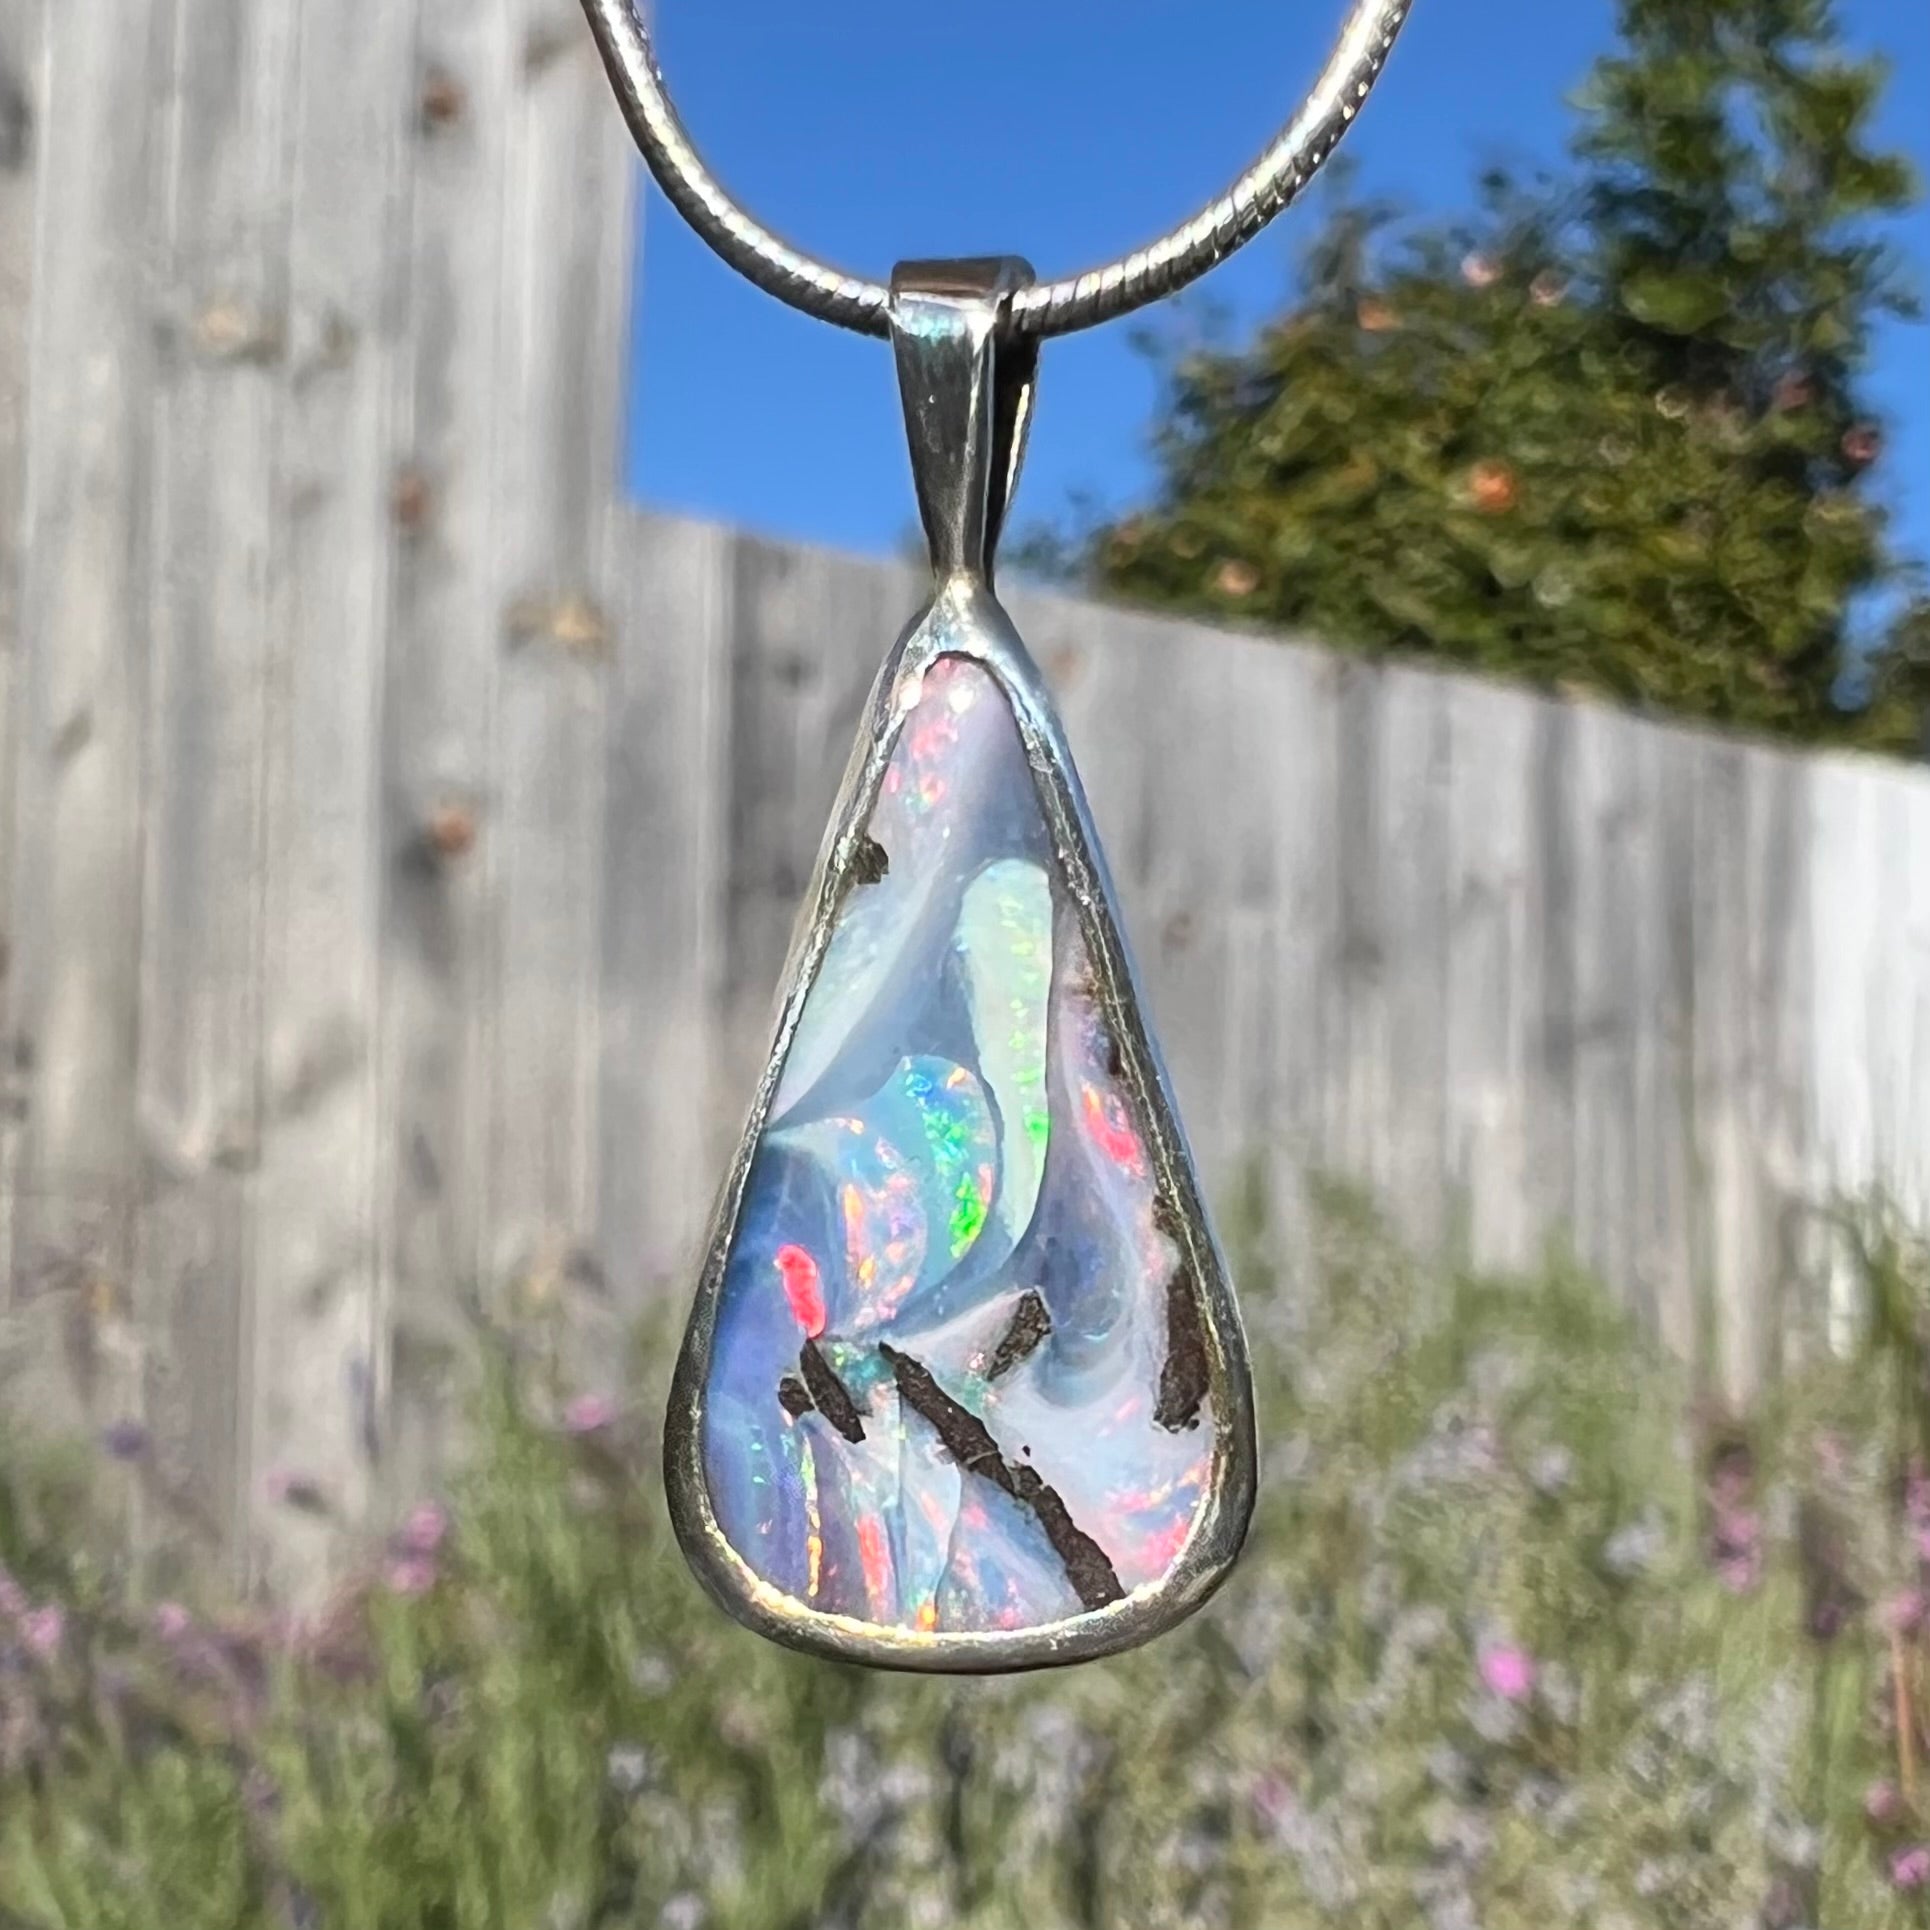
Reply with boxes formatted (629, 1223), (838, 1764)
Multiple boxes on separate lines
(20, 1604), (63, 1660)
(564, 1391), (617, 1437)
(1908, 1457), (1930, 1526)
(383, 1554), (438, 1599)
(101, 1418), (149, 1460)
(1478, 1644), (1537, 1703)
(1886, 1591), (1928, 1637)
(1891, 1845), (1930, 1891)
(399, 1500), (449, 1556)
(152, 1601), (193, 1642)
(1807, 1598), (1851, 1641)
(1868, 1780), (1906, 1827)
(1710, 1505), (1762, 1594)
(0, 1564), (25, 1620)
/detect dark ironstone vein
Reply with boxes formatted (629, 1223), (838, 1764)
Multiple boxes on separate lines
(798, 1341), (866, 1444)
(879, 1344), (1125, 1612)
(986, 1288), (1052, 1381)
(1154, 1262), (1210, 1433)
(776, 1375), (813, 1420)
(847, 834), (890, 886)
(1151, 1196), (1211, 1432)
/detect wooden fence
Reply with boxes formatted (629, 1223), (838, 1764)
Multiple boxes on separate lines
(4, 0), (1929, 1596)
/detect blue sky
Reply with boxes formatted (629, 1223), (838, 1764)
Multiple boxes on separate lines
(627, 0), (1929, 572)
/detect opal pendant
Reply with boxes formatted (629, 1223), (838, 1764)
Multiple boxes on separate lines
(664, 260), (1256, 1671)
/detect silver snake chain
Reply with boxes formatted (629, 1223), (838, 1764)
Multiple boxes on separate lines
(578, 0), (1417, 340)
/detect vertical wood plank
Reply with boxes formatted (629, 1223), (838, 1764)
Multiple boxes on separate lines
(1367, 664), (1451, 1253)
(134, 0), (299, 1571)
(596, 517), (731, 1322)
(1326, 659), (1389, 1193)
(0, 0), (42, 1319)
(1216, 631), (1316, 1248)
(375, 0), (518, 1519)
(1255, 645), (1341, 1260)
(3, 0), (169, 1441)
(1891, 777), (1930, 1231)
(1634, 722), (1701, 1367)
(480, 6), (631, 1377)
(1566, 703), (1646, 1314)
(246, 0), (417, 1595)
(1441, 676), (1539, 1274)
(1114, 604), (1239, 1183)
(1744, 744), (1816, 1380)
(1524, 700), (1579, 1253)
(1689, 738), (1758, 1401)
(1874, 773), (1930, 1228)
(0, 3), (32, 665)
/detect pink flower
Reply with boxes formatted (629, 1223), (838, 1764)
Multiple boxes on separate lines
(0, 1565), (25, 1620)
(400, 1501), (449, 1556)
(1868, 1780), (1906, 1826)
(1891, 1845), (1930, 1890)
(1886, 1591), (1928, 1636)
(1460, 252), (1501, 289)
(1709, 1505), (1762, 1593)
(383, 1554), (438, 1599)
(1720, 1559), (1761, 1594)
(1907, 1458), (1930, 1526)
(1250, 1771), (1296, 1831)
(153, 1601), (193, 1642)
(564, 1392), (617, 1437)
(21, 1604), (64, 1659)
(1478, 1644), (1537, 1703)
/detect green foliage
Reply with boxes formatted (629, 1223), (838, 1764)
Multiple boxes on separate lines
(1079, 0), (1926, 752)
(10, 1192), (1930, 1926)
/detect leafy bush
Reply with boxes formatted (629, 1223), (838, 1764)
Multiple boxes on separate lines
(1073, 0), (1930, 752)
(6, 1189), (1930, 1928)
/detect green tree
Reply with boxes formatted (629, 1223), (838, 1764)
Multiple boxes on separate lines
(1083, 0), (1926, 752)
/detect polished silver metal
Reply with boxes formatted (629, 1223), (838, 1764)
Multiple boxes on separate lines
(890, 258), (1040, 583)
(579, 0), (1415, 340)
(662, 261), (1257, 1671)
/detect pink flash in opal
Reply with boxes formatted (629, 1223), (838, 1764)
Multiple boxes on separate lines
(774, 1242), (826, 1336)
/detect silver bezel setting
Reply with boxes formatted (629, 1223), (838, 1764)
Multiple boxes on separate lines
(662, 260), (1257, 1673)
(662, 575), (1258, 1671)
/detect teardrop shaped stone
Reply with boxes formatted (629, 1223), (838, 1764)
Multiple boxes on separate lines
(701, 656), (1218, 1635)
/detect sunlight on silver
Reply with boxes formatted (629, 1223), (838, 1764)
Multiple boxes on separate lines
(578, 0), (1415, 338)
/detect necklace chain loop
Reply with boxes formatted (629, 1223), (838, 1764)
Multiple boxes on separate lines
(580, 0), (1415, 340)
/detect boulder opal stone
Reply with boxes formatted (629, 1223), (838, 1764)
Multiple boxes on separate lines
(701, 655), (1214, 1635)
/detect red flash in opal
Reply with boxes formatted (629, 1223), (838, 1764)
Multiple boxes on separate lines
(774, 1243), (826, 1336)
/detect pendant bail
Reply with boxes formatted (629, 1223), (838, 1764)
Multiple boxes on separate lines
(890, 257), (1039, 589)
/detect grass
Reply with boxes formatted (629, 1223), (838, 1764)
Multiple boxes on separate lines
(5, 1185), (1930, 1928)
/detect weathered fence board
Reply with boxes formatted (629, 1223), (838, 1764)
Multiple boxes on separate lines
(248, 0), (417, 1593)
(0, 0), (636, 1594)
(4, 0), (1930, 1594)
(4, 0), (167, 1457)
(0, 0), (41, 1376)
